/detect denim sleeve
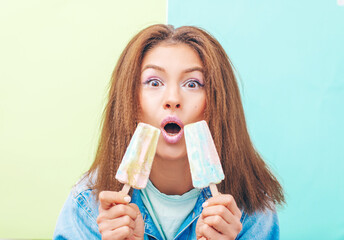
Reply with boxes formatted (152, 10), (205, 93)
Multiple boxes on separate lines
(236, 208), (280, 240)
(53, 189), (101, 240)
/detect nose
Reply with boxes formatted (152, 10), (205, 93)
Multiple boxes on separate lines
(165, 102), (181, 109)
(163, 85), (181, 110)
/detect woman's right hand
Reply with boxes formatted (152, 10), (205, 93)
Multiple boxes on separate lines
(97, 191), (144, 240)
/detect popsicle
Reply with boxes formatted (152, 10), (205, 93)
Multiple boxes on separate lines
(184, 120), (224, 196)
(115, 122), (160, 194)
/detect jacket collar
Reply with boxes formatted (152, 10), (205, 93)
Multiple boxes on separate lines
(131, 187), (212, 240)
(132, 189), (163, 240)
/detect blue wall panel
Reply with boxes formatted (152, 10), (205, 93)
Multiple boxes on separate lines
(168, 1), (344, 239)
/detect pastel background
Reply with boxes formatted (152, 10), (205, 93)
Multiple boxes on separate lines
(0, 0), (165, 239)
(0, 0), (343, 239)
(168, 0), (344, 239)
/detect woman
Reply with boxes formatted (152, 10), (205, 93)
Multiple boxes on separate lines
(54, 24), (285, 240)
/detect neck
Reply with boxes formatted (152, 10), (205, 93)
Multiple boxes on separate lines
(149, 155), (193, 195)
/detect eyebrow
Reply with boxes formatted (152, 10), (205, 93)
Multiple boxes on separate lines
(141, 64), (165, 73)
(141, 64), (204, 74)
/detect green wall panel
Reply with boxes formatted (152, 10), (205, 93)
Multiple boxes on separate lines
(0, 0), (166, 238)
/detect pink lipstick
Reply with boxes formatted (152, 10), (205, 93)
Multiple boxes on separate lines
(161, 116), (184, 144)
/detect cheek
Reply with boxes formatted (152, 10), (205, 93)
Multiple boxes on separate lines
(138, 91), (147, 121)
(138, 92), (145, 110)
(193, 96), (206, 118)
(138, 90), (161, 121)
(139, 89), (153, 109)
(198, 95), (207, 112)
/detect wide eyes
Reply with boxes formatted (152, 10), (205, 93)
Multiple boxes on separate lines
(144, 78), (203, 89)
(146, 79), (163, 87)
(183, 79), (203, 89)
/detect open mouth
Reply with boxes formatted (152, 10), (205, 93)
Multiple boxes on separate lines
(161, 116), (184, 144)
(164, 122), (182, 135)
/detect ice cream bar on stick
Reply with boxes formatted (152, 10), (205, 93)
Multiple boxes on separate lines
(115, 123), (160, 195)
(184, 120), (224, 197)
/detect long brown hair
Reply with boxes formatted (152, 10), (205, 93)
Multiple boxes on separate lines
(85, 24), (285, 214)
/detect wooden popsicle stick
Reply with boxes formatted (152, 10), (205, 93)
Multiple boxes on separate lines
(209, 183), (220, 197)
(121, 183), (131, 195)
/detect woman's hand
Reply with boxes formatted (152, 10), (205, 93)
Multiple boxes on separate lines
(196, 194), (242, 240)
(97, 191), (144, 240)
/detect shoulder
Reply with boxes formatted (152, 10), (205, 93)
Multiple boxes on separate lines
(237, 207), (280, 240)
(72, 175), (100, 220)
(53, 174), (101, 239)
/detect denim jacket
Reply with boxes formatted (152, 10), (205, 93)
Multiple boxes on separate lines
(54, 178), (280, 240)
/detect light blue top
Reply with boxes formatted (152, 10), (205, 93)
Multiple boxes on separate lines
(54, 175), (280, 239)
(140, 180), (201, 240)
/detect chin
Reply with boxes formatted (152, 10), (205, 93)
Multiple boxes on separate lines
(155, 141), (188, 161)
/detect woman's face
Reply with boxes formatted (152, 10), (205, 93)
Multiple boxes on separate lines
(139, 43), (206, 161)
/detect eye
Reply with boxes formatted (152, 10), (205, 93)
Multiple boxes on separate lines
(183, 79), (204, 89)
(144, 79), (163, 87)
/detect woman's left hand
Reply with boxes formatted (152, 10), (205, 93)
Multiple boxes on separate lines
(196, 194), (242, 240)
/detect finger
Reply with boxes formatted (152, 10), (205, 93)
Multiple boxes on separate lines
(101, 226), (133, 240)
(98, 215), (135, 233)
(203, 194), (241, 218)
(97, 204), (137, 223)
(198, 223), (222, 240)
(201, 205), (235, 225)
(203, 215), (241, 237)
(203, 215), (226, 234)
(128, 203), (145, 238)
(99, 191), (131, 210)
(129, 203), (142, 219)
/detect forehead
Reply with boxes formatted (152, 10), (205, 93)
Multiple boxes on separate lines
(141, 43), (203, 69)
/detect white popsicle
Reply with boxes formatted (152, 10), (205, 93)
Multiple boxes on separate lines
(115, 123), (160, 194)
(184, 120), (224, 196)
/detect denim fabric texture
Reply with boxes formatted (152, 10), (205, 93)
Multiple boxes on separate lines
(54, 178), (280, 240)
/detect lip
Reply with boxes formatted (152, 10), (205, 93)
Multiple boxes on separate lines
(160, 116), (184, 144)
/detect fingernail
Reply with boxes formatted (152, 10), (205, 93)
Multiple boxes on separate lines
(202, 202), (208, 208)
(124, 196), (131, 203)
